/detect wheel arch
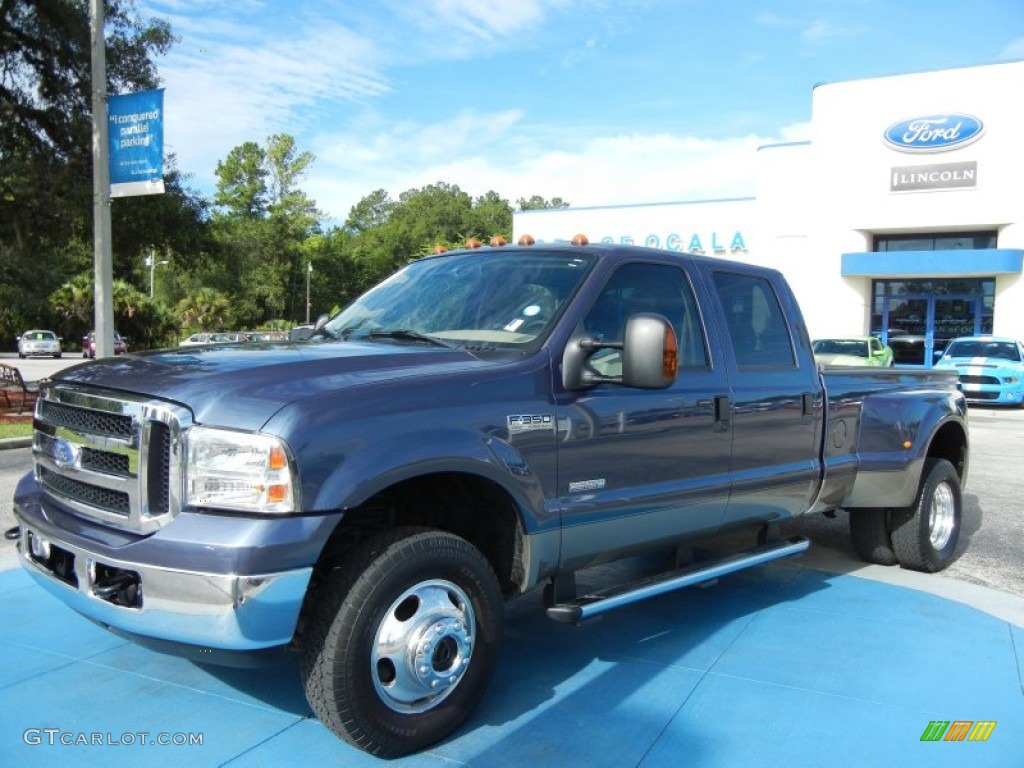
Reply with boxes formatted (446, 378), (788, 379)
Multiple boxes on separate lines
(305, 469), (531, 603)
(925, 417), (969, 485)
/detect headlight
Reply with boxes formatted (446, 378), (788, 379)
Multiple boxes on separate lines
(186, 427), (296, 514)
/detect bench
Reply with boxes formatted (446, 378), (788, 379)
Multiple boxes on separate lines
(0, 363), (38, 414)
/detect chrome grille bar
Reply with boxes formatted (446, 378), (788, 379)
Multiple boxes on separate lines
(32, 383), (191, 534)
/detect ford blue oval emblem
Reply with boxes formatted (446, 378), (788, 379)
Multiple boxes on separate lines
(883, 114), (984, 153)
(50, 437), (80, 469)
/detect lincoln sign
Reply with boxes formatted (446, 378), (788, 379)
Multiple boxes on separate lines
(890, 161), (977, 192)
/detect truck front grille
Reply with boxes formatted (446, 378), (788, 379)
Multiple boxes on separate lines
(32, 384), (191, 534)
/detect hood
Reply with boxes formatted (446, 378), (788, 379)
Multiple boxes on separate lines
(52, 340), (491, 431)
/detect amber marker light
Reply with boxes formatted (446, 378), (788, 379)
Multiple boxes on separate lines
(517, 234), (536, 246)
(571, 233), (589, 246)
(269, 444), (288, 471)
(663, 326), (679, 380)
(489, 235), (507, 247)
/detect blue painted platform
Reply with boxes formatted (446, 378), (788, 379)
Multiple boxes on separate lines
(0, 560), (1021, 767)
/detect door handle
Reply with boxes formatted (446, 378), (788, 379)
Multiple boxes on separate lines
(802, 392), (814, 417)
(714, 395), (731, 432)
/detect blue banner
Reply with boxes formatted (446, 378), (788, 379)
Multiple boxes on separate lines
(108, 89), (165, 197)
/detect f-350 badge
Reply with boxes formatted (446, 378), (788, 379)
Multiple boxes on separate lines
(507, 414), (554, 434)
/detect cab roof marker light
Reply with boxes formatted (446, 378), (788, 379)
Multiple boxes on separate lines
(571, 234), (589, 246)
(517, 234), (536, 246)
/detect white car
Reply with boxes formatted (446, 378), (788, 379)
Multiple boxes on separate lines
(18, 329), (62, 359)
(180, 332), (249, 347)
(180, 333), (215, 346)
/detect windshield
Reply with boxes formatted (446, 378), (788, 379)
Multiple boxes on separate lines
(813, 339), (868, 357)
(324, 249), (596, 349)
(945, 340), (1021, 361)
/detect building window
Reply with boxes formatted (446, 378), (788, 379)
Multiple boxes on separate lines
(874, 231), (997, 252)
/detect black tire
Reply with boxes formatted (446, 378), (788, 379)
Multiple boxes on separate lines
(890, 458), (962, 572)
(18, 352), (25, 359)
(300, 528), (503, 758)
(848, 508), (898, 565)
(54, 353), (61, 359)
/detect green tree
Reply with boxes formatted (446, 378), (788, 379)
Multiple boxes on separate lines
(516, 195), (570, 210)
(214, 141), (268, 219)
(0, 0), (181, 343)
(176, 287), (234, 332)
(345, 189), (395, 233)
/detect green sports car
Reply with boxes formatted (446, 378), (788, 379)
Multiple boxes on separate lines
(812, 336), (894, 367)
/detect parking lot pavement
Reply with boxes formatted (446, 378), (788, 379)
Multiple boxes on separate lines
(1, 553), (1022, 767)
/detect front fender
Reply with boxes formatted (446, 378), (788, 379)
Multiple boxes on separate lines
(303, 427), (557, 535)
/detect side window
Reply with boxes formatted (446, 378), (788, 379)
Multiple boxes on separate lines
(712, 271), (796, 368)
(583, 262), (709, 370)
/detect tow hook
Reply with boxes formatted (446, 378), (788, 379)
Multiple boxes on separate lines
(3, 526), (19, 541)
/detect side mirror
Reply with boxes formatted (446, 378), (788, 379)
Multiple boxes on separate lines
(622, 314), (678, 389)
(562, 313), (678, 390)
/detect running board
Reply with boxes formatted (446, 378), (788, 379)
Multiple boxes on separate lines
(546, 536), (810, 624)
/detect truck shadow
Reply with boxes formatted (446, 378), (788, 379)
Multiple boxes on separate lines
(199, 550), (834, 755)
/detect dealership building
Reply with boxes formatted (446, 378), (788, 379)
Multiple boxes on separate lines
(512, 61), (1024, 366)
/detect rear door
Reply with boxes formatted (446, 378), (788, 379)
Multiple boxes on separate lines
(701, 267), (824, 526)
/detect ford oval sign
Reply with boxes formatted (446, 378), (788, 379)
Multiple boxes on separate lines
(883, 114), (984, 153)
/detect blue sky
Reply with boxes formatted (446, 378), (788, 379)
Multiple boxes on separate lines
(140, 0), (1024, 226)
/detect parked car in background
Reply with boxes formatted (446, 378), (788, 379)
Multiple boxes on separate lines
(812, 336), (894, 367)
(17, 329), (62, 359)
(180, 333), (214, 346)
(935, 336), (1024, 406)
(248, 331), (287, 342)
(82, 331), (127, 358)
(181, 332), (251, 347)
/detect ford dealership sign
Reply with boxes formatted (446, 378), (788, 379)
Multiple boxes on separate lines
(883, 114), (984, 153)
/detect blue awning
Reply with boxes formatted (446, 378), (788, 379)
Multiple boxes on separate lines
(841, 249), (1023, 276)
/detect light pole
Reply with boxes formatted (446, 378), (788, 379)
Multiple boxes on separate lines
(146, 250), (169, 297)
(306, 261), (312, 323)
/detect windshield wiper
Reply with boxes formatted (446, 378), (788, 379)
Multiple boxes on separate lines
(365, 329), (455, 348)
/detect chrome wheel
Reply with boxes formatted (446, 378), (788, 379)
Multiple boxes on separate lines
(372, 579), (475, 714)
(928, 481), (956, 551)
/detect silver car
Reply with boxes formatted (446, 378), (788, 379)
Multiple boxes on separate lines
(18, 329), (62, 359)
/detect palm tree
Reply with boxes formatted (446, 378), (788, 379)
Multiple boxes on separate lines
(176, 287), (234, 332)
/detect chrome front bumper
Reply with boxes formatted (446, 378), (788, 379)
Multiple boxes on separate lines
(12, 520), (312, 651)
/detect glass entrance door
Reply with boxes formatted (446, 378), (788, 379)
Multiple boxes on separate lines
(871, 279), (995, 367)
(880, 295), (982, 366)
(933, 297), (979, 359)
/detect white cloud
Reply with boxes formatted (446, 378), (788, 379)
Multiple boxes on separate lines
(393, 0), (552, 41)
(306, 112), (813, 224)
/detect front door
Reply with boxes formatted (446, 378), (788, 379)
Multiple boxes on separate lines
(555, 259), (732, 570)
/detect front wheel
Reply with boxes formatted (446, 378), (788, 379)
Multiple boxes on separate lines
(890, 458), (962, 572)
(301, 528), (503, 758)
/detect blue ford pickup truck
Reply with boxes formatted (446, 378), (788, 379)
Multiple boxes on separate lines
(10, 241), (968, 757)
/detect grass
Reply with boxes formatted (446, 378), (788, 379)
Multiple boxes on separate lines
(0, 421), (33, 439)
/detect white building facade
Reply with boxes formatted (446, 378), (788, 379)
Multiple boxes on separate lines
(513, 61), (1024, 366)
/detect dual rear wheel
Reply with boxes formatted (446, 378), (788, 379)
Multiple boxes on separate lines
(849, 458), (962, 573)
